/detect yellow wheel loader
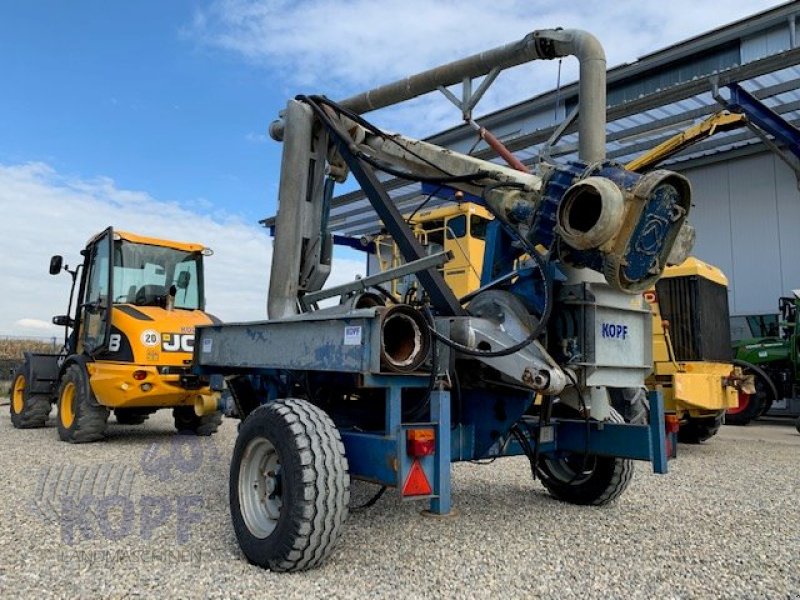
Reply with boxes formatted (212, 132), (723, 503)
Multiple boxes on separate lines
(10, 228), (222, 442)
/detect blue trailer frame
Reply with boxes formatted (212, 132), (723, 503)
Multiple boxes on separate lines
(195, 318), (672, 517)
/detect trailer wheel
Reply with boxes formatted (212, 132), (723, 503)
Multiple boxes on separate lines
(57, 364), (109, 443)
(537, 408), (633, 506)
(795, 416), (800, 435)
(230, 398), (350, 572)
(9, 364), (51, 429)
(677, 413), (723, 444)
(173, 406), (222, 436)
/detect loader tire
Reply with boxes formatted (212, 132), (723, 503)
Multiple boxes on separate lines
(9, 364), (51, 429)
(538, 408), (633, 506)
(114, 408), (150, 425)
(678, 413), (723, 444)
(57, 364), (109, 443)
(230, 398), (350, 572)
(173, 406), (221, 436)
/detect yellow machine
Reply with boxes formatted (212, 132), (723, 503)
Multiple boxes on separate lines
(624, 111), (747, 172)
(10, 228), (222, 442)
(645, 258), (739, 442)
(375, 202), (492, 299)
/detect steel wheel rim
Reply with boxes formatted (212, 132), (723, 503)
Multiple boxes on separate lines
(542, 454), (597, 485)
(239, 437), (283, 539)
(12, 376), (25, 414)
(60, 382), (76, 428)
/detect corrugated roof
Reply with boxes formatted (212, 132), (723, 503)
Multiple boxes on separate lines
(262, 7), (800, 237)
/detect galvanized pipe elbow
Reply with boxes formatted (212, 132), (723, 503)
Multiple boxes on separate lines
(269, 28), (608, 153)
(533, 29), (607, 163)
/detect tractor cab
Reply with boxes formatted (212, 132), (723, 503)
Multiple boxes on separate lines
(778, 292), (799, 340)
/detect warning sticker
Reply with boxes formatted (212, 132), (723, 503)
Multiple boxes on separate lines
(343, 325), (362, 346)
(202, 338), (213, 353)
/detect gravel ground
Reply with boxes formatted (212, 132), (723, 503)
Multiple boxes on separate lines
(0, 405), (798, 599)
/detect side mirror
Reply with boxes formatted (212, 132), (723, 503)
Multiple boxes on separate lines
(52, 315), (75, 328)
(176, 271), (191, 290)
(49, 255), (63, 275)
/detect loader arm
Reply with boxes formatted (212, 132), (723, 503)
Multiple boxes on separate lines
(625, 111), (747, 173)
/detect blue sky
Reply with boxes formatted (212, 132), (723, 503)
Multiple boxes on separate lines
(0, 0), (785, 335)
(0, 1), (283, 224)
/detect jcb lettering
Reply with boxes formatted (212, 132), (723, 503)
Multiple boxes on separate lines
(162, 333), (194, 353)
(108, 334), (122, 353)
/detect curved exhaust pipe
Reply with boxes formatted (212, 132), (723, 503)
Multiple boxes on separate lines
(267, 29), (609, 317)
(379, 305), (431, 373)
(270, 29), (607, 163)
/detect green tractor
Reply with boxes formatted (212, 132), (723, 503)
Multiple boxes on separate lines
(729, 291), (800, 432)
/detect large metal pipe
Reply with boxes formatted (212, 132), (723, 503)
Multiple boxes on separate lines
(379, 305), (431, 372)
(268, 99), (314, 319)
(269, 29), (607, 162)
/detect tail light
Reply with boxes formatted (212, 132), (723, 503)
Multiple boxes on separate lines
(406, 429), (435, 457)
(665, 414), (680, 434)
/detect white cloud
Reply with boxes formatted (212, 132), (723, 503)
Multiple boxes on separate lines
(189, 0), (784, 135)
(14, 318), (56, 332)
(0, 162), (363, 337)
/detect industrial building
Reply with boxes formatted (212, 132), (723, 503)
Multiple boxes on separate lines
(300, 2), (800, 334)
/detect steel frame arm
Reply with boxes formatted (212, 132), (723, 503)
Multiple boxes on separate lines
(327, 133), (466, 316)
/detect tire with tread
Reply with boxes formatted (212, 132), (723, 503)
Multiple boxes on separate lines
(609, 387), (649, 425)
(538, 407), (633, 506)
(173, 406), (222, 436)
(678, 413), (723, 444)
(727, 366), (773, 426)
(230, 398), (350, 572)
(57, 364), (109, 443)
(9, 362), (51, 429)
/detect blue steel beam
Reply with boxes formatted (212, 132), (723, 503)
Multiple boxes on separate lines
(724, 82), (800, 160)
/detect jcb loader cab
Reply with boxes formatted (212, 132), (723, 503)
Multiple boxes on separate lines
(10, 227), (222, 442)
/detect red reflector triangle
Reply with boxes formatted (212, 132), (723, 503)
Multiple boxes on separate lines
(402, 459), (432, 496)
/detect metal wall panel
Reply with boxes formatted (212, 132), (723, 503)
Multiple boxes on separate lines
(774, 153), (800, 295)
(676, 161), (736, 306)
(680, 151), (800, 316)
(727, 153), (783, 316)
(741, 24), (791, 63)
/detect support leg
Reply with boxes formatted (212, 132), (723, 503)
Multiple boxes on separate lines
(648, 389), (669, 474)
(429, 389), (452, 515)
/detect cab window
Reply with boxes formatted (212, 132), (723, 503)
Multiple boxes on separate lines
(445, 215), (467, 239)
(470, 215), (489, 241)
